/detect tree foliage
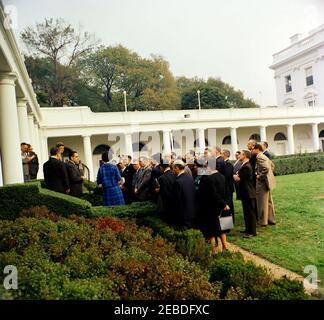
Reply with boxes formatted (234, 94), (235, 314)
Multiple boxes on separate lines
(22, 18), (259, 111)
(21, 18), (99, 107)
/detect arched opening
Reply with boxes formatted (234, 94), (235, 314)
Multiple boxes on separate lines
(274, 133), (287, 141)
(93, 144), (111, 155)
(320, 130), (324, 151)
(222, 136), (232, 145)
(249, 133), (261, 142)
(274, 132), (288, 156)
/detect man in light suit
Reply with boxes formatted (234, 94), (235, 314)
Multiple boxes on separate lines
(252, 144), (276, 227)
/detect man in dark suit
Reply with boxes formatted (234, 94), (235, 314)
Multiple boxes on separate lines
(173, 160), (196, 229)
(134, 157), (152, 201)
(247, 139), (257, 186)
(222, 149), (235, 222)
(233, 150), (257, 238)
(121, 155), (136, 204)
(262, 142), (272, 159)
(212, 146), (226, 175)
(43, 147), (70, 194)
(156, 160), (177, 224)
(66, 151), (84, 197)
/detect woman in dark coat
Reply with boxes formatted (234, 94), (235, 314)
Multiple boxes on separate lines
(96, 152), (125, 206)
(197, 157), (231, 255)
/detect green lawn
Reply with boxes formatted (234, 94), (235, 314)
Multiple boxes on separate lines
(229, 171), (324, 290)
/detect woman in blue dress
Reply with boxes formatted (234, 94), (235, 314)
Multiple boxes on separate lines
(96, 152), (125, 206)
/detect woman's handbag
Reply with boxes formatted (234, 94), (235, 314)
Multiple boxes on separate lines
(219, 210), (234, 231)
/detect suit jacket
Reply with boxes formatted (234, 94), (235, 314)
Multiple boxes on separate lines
(224, 159), (235, 195)
(216, 156), (226, 175)
(238, 162), (256, 199)
(233, 160), (243, 174)
(158, 170), (176, 215)
(43, 157), (69, 194)
(28, 152), (39, 177)
(135, 166), (152, 201)
(256, 153), (276, 191)
(263, 150), (272, 159)
(122, 163), (135, 192)
(173, 172), (196, 228)
(66, 160), (83, 197)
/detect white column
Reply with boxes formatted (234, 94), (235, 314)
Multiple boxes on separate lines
(41, 134), (49, 160)
(287, 124), (295, 155)
(17, 98), (30, 143)
(311, 123), (320, 152)
(163, 130), (172, 156)
(197, 128), (206, 154)
(28, 114), (35, 147)
(260, 126), (267, 142)
(124, 133), (133, 158)
(83, 135), (94, 181)
(0, 72), (24, 184)
(33, 123), (41, 154)
(230, 127), (238, 159)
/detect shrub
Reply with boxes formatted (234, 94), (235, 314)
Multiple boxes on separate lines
(272, 153), (324, 176)
(138, 216), (211, 265)
(0, 215), (217, 300)
(260, 277), (308, 300)
(0, 182), (93, 220)
(92, 201), (157, 218)
(209, 253), (307, 300)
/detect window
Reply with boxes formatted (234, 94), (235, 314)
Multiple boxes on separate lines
(249, 134), (261, 142)
(274, 133), (287, 141)
(285, 75), (292, 93)
(222, 136), (232, 145)
(93, 144), (110, 155)
(308, 100), (315, 107)
(305, 67), (314, 86)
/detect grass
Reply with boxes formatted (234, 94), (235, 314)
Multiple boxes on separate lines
(228, 171), (324, 291)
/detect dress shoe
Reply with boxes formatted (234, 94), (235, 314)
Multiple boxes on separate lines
(256, 223), (267, 228)
(240, 230), (247, 234)
(243, 234), (256, 239)
(268, 222), (276, 225)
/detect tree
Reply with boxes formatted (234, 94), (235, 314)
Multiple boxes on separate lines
(79, 47), (180, 111)
(177, 76), (259, 109)
(21, 18), (99, 107)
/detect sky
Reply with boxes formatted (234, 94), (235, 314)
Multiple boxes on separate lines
(3, 0), (324, 106)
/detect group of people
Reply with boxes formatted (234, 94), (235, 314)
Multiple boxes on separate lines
(42, 142), (86, 197)
(34, 138), (276, 255)
(95, 140), (276, 255)
(21, 142), (39, 182)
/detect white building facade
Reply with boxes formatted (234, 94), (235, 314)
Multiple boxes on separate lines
(270, 24), (324, 108)
(0, 2), (324, 186)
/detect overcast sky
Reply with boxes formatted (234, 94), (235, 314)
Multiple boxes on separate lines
(3, 0), (324, 106)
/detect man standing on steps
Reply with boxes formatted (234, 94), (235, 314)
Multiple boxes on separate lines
(252, 144), (276, 227)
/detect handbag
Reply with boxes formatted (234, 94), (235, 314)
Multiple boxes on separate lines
(219, 210), (234, 231)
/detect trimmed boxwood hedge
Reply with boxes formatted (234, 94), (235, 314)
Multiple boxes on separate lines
(272, 153), (324, 176)
(0, 182), (92, 219)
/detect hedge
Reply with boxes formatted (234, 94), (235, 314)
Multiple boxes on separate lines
(92, 201), (158, 218)
(0, 182), (92, 219)
(272, 153), (324, 176)
(0, 214), (217, 300)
